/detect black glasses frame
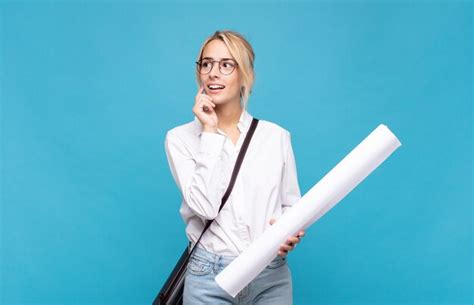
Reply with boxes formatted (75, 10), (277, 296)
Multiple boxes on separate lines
(195, 59), (238, 75)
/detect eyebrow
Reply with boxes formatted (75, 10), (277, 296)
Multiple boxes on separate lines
(201, 57), (234, 61)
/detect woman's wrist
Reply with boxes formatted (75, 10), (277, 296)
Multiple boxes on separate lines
(203, 125), (218, 133)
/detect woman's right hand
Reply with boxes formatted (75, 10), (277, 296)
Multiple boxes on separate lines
(193, 84), (218, 133)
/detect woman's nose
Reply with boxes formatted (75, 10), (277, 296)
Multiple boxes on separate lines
(209, 63), (220, 77)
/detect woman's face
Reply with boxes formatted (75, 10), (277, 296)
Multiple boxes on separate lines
(199, 39), (241, 106)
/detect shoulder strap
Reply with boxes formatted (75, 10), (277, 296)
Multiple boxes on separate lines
(190, 118), (259, 253)
(219, 117), (259, 212)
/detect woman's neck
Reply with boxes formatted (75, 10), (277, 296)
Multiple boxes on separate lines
(215, 100), (243, 130)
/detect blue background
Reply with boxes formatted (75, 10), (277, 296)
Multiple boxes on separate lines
(1, 1), (472, 304)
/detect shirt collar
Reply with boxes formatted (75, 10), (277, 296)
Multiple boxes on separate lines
(194, 109), (253, 136)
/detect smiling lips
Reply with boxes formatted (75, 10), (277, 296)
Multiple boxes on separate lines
(208, 83), (225, 94)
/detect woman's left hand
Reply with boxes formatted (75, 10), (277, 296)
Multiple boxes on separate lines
(269, 218), (305, 257)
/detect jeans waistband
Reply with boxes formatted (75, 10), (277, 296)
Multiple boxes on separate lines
(189, 245), (237, 265)
(188, 243), (286, 268)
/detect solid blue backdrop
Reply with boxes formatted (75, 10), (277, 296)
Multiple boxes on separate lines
(1, 1), (472, 305)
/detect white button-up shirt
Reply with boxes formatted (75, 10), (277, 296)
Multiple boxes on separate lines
(164, 110), (301, 256)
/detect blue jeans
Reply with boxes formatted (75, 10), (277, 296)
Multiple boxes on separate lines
(183, 246), (292, 305)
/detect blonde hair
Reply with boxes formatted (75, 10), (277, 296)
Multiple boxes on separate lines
(196, 30), (255, 109)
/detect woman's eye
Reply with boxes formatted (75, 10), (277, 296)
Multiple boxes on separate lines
(222, 61), (234, 68)
(202, 62), (211, 68)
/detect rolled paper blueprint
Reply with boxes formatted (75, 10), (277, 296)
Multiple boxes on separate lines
(215, 124), (402, 297)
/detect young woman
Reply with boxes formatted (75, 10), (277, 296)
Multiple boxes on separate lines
(165, 30), (305, 304)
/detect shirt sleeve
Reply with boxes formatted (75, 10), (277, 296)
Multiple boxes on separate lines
(165, 130), (228, 220)
(281, 131), (302, 214)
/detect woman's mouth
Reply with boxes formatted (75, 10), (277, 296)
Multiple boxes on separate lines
(207, 84), (225, 94)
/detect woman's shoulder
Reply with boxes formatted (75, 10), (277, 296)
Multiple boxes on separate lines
(166, 119), (200, 141)
(164, 120), (201, 155)
(257, 118), (292, 138)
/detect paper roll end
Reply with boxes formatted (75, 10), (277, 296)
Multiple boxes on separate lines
(376, 124), (402, 147)
(215, 273), (238, 298)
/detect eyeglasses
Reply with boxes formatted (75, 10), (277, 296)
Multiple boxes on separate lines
(196, 58), (238, 75)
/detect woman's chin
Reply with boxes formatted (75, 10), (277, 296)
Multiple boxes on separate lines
(212, 98), (229, 106)
(212, 96), (240, 107)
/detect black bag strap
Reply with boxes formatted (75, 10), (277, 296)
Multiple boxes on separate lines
(189, 117), (259, 255)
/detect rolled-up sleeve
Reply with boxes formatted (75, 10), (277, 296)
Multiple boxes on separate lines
(280, 131), (301, 214)
(165, 131), (227, 220)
